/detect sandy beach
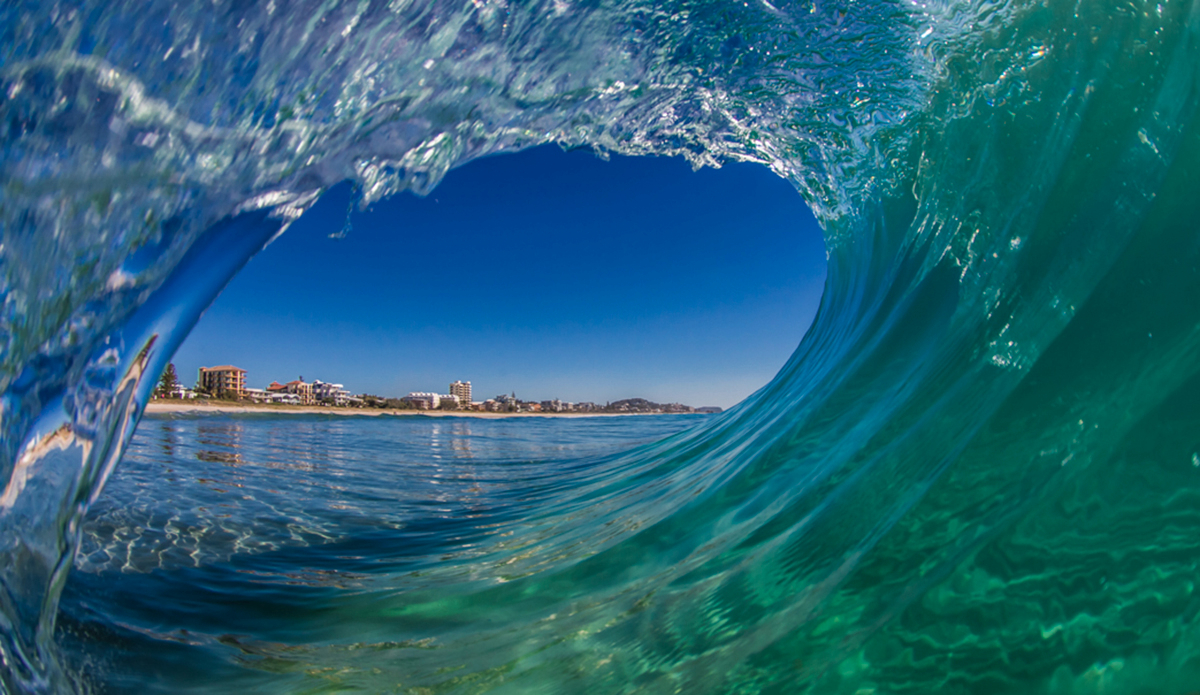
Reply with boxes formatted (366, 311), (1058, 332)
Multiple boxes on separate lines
(145, 401), (670, 418)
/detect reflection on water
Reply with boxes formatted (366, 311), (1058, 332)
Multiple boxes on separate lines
(70, 413), (698, 578)
(57, 413), (706, 691)
(432, 420), (475, 460)
(156, 421), (180, 458)
(196, 420), (245, 464)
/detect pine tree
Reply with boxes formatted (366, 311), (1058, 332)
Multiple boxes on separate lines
(156, 363), (179, 399)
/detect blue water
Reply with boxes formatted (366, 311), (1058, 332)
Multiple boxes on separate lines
(5, 0), (1200, 692)
(59, 413), (706, 692)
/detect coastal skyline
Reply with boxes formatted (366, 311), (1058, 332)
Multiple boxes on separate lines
(171, 367), (720, 413)
(172, 146), (827, 408)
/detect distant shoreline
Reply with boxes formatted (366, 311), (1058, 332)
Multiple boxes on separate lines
(144, 401), (701, 418)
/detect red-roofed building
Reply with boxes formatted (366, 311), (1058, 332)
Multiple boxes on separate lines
(266, 379), (314, 405)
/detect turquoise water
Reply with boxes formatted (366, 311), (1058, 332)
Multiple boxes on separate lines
(3, 0), (1200, 692)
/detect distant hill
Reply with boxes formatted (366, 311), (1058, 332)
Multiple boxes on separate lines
(607, 398), (709, 414)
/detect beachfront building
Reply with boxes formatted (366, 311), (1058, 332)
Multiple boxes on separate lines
(243, 387), (269, 403)
(312, 380), (352, 406)
(161, 381), (198, 399)
(403, 392), (441, 409)
(267, 379), (315, 405)
(403, 392), (462, 410)
(162, 383), (198, 399)
(265, 381), (290, 403)
(449, 380), (471, 406)
(263, 389), (303, 405)
(487, 393), (518, 412)
(198, 365), (246, 399)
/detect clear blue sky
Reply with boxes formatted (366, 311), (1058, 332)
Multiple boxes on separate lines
(171, 145), (826, 408)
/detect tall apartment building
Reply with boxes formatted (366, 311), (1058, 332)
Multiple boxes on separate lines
(198, 365), (246, 398)
(449, 380), (472, 406)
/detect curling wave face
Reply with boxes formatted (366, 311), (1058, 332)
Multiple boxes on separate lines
(3, 0), (1200, 692)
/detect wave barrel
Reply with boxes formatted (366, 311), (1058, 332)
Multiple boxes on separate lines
(3, 0), (1200, 692)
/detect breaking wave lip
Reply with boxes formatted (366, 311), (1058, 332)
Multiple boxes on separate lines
(4, 0), (1200, 692)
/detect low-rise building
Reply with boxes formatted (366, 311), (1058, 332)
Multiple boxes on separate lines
(403, 392), (461, 409)
(162, 384), (198, 399)
(266, 392), (303, 405)
(403, 392), (441, 409)
(312, 380), (352, 406)
(267, 379), (315, 405)
(243, 387), (269, 402)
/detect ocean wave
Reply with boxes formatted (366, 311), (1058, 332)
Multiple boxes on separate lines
(3, 0), (1200, 692)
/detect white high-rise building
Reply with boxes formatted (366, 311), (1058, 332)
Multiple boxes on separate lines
(449, 380), (472, 406)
